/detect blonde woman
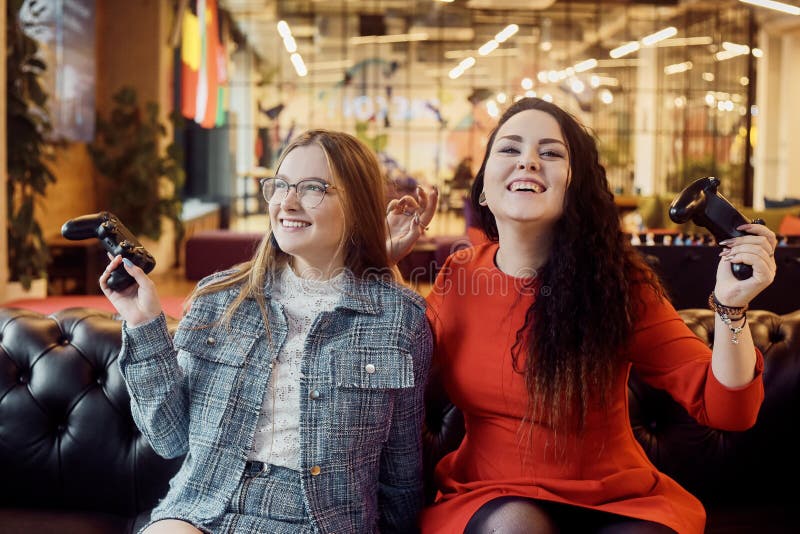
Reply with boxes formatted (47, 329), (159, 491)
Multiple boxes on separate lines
(101, 130), (434, 533)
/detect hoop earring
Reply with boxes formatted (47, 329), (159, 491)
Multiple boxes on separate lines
(478, 191), (487, 206)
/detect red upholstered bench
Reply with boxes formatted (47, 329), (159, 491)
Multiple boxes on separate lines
(184, 230), (263, 281)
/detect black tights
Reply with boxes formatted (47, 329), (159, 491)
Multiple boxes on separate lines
(464, 497), (677, 534)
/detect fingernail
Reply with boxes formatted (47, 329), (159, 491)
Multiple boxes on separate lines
(719, 240), (731, 246)
(122, 258), (133, 268)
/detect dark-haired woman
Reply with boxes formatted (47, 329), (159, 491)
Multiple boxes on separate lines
(420, 98), (776, 534)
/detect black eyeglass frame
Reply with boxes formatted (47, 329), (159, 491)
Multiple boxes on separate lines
(259, 177), (337, 208)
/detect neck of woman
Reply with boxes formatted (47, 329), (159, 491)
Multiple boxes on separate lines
(495, 224), (552, 278)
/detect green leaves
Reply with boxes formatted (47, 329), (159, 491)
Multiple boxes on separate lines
(89, 87), (185, 244)
(6, 3), (55, 289)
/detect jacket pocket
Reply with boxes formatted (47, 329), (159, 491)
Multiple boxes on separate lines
(174, 324), (258, 367)
(330, 347), (415, 445)
(332, 347), (415, 389)
(175, 326), (258, 432)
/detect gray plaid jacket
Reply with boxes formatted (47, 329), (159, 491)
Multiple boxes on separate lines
(119, 270), (432, 533)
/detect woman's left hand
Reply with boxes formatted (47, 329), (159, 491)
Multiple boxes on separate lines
(713, 223), (778, 307)
(386, 186), (438, 264)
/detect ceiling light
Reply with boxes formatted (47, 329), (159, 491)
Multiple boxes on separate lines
(283, 35), (297, 53)
(723, 41), (750, 54)
(495, 24), (519, 43)
(752, 48), (764, 57)
(610, 41), (640, 59)
(574, 58), (598, 73)
(496, 92), (507, 103)
(525, 90), (537, 98)
(739, 0), (800, 16)
(642, 27), (678, 46)
(702, 72), (715, 82)
(570, 79), (585, 93)
(521, 77), (533, 90)
(716, 49), (746, 61)
(479, 40), (499, 56)
(277, 21), (291, 38)
(664, 61), (693, 75)
(290, 53), (307, 77)
(600, 89), (614, 104)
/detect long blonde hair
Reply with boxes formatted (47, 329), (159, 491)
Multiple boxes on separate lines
(188, 129), (392, 325)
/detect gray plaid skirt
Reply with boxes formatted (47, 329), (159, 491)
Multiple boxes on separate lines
(143, 462), (314, 533)
(202, 461), (315, 534)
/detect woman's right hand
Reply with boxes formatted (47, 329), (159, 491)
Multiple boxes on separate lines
(100, 255), (163, 327)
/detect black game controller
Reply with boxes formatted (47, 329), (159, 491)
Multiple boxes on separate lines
(669, 177), (765, 280)
(61, 212), (156, 291)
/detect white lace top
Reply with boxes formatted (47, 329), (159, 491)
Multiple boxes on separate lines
(247, 265), (343, 470)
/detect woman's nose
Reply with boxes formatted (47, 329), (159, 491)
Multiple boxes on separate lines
(517, 159), (539, 171)
(281, 187), (301, 208)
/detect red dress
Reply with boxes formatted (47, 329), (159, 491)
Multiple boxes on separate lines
(420, 243), (764, 534)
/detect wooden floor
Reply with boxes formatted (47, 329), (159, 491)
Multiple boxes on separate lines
(149, 209), (466, 301)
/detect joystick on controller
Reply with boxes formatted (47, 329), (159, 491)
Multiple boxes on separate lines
(61, 212), (156, 291)
(669, 177), (765, 280)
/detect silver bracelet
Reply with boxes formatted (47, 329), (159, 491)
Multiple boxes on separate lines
(718, 313), (747, 344)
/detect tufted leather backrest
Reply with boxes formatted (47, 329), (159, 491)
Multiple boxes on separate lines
(423, 308), (800, 507)
(0, 308), (182, 517)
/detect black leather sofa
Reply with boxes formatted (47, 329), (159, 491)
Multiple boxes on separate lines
(1, 306), (797, 533)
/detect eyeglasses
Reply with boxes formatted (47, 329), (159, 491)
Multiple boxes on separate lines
(260, 177), (336, 208)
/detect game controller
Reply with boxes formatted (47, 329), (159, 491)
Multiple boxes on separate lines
(669, 177), (765, 280)
(61, 212), (156, 291)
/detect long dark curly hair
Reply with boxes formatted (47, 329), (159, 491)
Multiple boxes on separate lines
(470, 98), (665, 432)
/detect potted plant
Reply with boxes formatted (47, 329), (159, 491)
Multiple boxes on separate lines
(89, 86), (185, 265)
(5, 0), (56, 293)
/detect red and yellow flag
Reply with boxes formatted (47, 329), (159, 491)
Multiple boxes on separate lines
(181, 0), (227, 127)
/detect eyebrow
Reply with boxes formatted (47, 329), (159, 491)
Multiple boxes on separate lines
(274, 174), (329, 182)
(497, 134), (566, 147)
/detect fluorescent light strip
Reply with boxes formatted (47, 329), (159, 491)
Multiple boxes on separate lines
(642, 27), (677, 46)
(664, 61), (693, 75)
(739, 0), (800, 16)
(495, 24), (519, 43)
(478, 40), (499, 56)
(290, 53), (307, 77)
(277, 20), (291, 38)
(283, 35), (297, 53)
(610, 41), (640, 58)
(574, 58), (598, 73)
(723, 41), (750, 54)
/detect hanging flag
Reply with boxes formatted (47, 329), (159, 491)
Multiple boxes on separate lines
(180, 7), (200, 120)
(180, 0), (226, 127)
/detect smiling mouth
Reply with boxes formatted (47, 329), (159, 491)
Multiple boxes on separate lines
(509, 181), (546, 193)
(281, 219), (311, 228)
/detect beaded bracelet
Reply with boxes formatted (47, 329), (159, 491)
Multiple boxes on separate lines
(708, 292), (748, 344)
